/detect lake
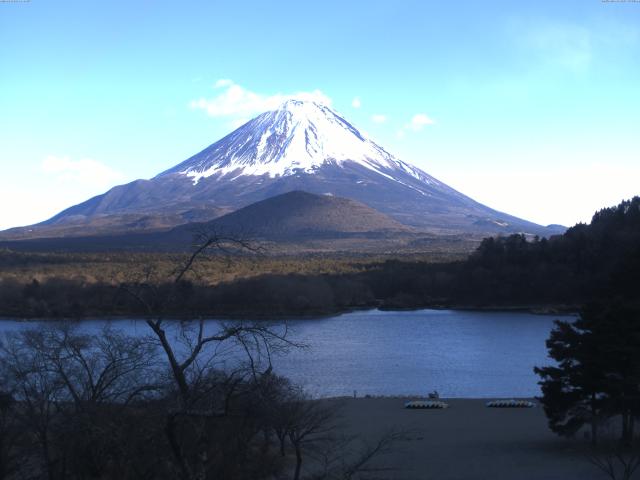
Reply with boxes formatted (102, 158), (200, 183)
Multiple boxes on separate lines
(0, 309), (575, 398)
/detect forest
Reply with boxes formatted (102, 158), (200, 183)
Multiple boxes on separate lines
(0, 197), (638, 319)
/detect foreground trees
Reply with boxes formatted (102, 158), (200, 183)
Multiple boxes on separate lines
(116, 232), (301, 479)
(0, 322), (400, 479)
(535, 303), (640, 446)
(0, 233), (398, 479)
(0, 325), (160, 479)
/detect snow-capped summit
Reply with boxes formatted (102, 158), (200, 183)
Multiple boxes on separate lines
(159, 99), (435, 186)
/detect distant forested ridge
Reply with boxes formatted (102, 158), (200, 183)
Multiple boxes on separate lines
(0, 197), (638, 318)
(447, 196), (640, 307)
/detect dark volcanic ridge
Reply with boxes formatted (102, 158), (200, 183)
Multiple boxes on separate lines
(208, 190), (412, 238)
(1, 191), (453, 253)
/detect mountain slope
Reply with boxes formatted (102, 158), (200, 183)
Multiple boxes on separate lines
(205, 190), (412, 238)
(1, 99), (563, 240)
(0, 191), (420, 252)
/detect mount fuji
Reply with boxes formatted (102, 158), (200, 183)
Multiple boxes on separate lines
(3, 99), (562, 241)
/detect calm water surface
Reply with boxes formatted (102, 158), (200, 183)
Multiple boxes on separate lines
(0, 309), (576, 398)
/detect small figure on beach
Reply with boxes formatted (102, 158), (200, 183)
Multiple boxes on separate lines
(428, 390), (440, 399)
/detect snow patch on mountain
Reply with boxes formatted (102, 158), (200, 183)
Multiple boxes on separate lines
(161, 99), (441, 188)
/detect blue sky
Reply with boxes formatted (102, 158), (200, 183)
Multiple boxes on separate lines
(1, 0), (639, 229)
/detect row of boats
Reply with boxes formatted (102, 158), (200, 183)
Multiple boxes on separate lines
(404, 399), (536, 409)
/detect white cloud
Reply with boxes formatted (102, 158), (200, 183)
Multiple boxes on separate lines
(371, 114), (387, 124)
(395, 113), (435, 138)
(351, 97), (361, 108)
(408, 114), (435, 131)
(214, 78), (234, 88)
(0, 156), (128, 230)
(41, 156), (124, 187)
(190, 80), (333, 120)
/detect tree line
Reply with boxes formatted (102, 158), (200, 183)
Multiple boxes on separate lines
(2, 197), (639, 318)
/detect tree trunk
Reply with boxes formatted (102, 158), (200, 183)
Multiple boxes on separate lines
(293, 444), (302, 480)
(590, 393), (598, 446)
(146, 320), (191, 404)
(0, 435), (6, 480)
(621, 410), (632, 446)
(41, 435), (56, 480)
(165, 413), (193, 480)
(280, 437), (286, 457)
(261, 429), (271, 454)
(276, 430), (286, 456)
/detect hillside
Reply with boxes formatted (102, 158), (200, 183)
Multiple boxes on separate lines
(205, 190), (412, 238)
(0, 191), (437, 253)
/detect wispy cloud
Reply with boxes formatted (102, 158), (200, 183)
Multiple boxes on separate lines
(396, 113), (435, 138)
(190, 80), (333, 120)
(0, 156), (127, 229)
(351, 97), (361, 108)
(525, 22), (592, 72)
(510, 17), (640, 74)
(520, 18), (640, 75)
(214, 78), (234, 88)
(407, 114), (435, 131)
(371, 114), (386, 124)
(41, 156), (124, 187)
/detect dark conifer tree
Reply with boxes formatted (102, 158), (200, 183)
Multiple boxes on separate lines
(536, 302), (640, 445)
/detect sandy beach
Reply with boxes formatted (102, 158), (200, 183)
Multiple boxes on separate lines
(329, 398), (605, 480)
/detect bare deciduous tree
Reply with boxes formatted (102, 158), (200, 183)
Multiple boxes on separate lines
(1, 323), (161, 480)
(0, 389), (21, 480)
(310, 429), (408, 480)
(587, 421), (640, 480)
(118, 230), (301, 480)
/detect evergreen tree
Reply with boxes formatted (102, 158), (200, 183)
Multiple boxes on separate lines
(535, 303), (640, 445)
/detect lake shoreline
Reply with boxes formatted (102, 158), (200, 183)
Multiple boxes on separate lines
(324, 394), (540, 401)
(0, 303), (579, 322)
